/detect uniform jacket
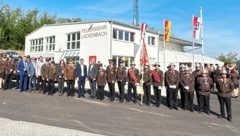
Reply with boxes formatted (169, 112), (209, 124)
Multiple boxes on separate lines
(216, 78), (234, 97)
(196, 76), (213, 95)
(0, 59), (5, 73)
(180, 73), (195, 92)
(152, 69), (163, 87)
(165, 70), (179, 88)
(4, 60), (14, 74)
(143, 69), (152, 85)
(106, 65), (117, 82)
(193, 70), (201, 90)
(229, 72), (239, 86)
(127, 68), (140, 84)
(116, 66), (127, 82)
(97, 69), (107, 86)
(41, 63), (49, 79)
(64, 64), (76, 80)
(47, 65), (57, 80)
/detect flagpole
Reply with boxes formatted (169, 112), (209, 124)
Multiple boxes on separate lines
(200, 7), (204, 68)
(163, 19), (166, 73)
(192, 15), (195, 71)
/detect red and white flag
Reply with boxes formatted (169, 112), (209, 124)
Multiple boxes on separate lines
(193, 16), (202, 39)
(140, 40), (149, 65)
(140, 23), (147, 39)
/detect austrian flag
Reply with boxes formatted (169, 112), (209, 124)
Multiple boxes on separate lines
(140, 23), (147, 39)
(193, 16), (202, 39)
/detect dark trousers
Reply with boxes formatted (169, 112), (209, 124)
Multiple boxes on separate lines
(143, 83), (151, 105)
(41, 79), (48, 94)
(19, 72), (28, 92)
(4, 73), (12, 90)
(196, 90), (200, 110)
(58, 78), (64, 94)
(36, 76), (42, 90)
(14, 73), (19, 88)
(78, 77), (86, 96)
(168, 88), (178, 108)
(108, 82), (115, 101)
(199, 94), (210, 113)
(218, 96), (231, 119)
(127, 82), (137, 102)
(98, 85), (105, 100)
(48, 79), (55, 95)
(153, 86), (161, 106)
(184, 91), (194, 111)
(180, 89), (185, 109)
(89, 79), (97, 98)
(67, 80), (75, 96)
(117, 81), (125, 102)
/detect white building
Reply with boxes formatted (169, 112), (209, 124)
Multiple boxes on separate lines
(25, 20), (223, 70)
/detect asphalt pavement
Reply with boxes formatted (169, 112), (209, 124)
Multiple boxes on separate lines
(0, 88), (240, 136)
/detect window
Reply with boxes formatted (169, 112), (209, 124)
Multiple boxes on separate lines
(46, 36), (55, 51)
(112, 28), (135, 42)
(30, 38), (43, 52)
(113, 28), (117, 39)
(148, 36), (156, 46)
(118, 30), (123, 40)
(67, 32), (80, 50)
(125, 31), (129, 41)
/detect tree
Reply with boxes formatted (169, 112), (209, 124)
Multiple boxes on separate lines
(216, 52), (239, 65)
(0, 2), (82, 50)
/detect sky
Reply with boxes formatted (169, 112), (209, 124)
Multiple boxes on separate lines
(2, 0), (240, 59)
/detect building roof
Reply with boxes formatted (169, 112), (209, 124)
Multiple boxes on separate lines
(26, 19), (200, 47)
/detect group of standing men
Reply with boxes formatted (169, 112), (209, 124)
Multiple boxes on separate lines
(0, 54), (239, 122)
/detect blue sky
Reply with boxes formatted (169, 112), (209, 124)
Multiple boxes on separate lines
(2, 0), (240, 58)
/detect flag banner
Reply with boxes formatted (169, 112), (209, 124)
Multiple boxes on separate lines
(164, 20), (172, 42)
(140, 40), (149, 65)
(140, 23), (147, 39)
(193, 16), (201, 39)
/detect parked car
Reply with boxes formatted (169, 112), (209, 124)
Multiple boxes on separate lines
(1, 51), (19, 60)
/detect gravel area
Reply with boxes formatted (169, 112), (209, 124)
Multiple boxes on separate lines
(0, 117), (102, 136)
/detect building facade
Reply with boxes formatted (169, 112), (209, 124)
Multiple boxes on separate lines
(25, 20), (223, 70)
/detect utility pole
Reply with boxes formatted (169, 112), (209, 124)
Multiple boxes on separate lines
(133, 0), (139, 26)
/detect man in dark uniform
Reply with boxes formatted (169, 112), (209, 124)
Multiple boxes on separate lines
(179, 64), (186, 109)
(152, 62), (163, 107)
(180, 67), (195, 112)
(216, 69), (234, 122)
(196, 69), (213, 115)
(4, 56), (15, 90)
(165, 63), (179, 110)
(41, 59), (50, 94)
(116, 60), (127, 102)
(127, 62), (140, 103)
(193, 63), (202, 110)
(96, 63), (107, 100)
(106, 59), (117, 101)
(143, 64), (152, 106)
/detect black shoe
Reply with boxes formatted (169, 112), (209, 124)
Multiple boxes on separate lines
(174, 107), (179, 110)
(218, 115), (224, 118)
(206, 111), (210, 115)
(82, 95), (85, 98)
(227, 117), (232, 122)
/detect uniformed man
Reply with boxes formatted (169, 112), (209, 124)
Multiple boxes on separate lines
(193, 63), (202, 110)
(143, 64), (152, 106)
(179, 64), (186, 109)
(0, 56), (5, 89)
(196, 69), (213, 115)
(116, 60), (127, 102)
(47, 61), (56, 95)
(165, 63), (179, 110)
(64, 58), (76, 97)
(106, 59), (117, 101)
(3, 56), (14, 90)
(127, 62), (140, 103)
(96, 63), (107, 100)
(41, 59), (50, 94)
(216, 69), (234, 121)
(152, 62), (163, 107)
(180, 67), (195, 112)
